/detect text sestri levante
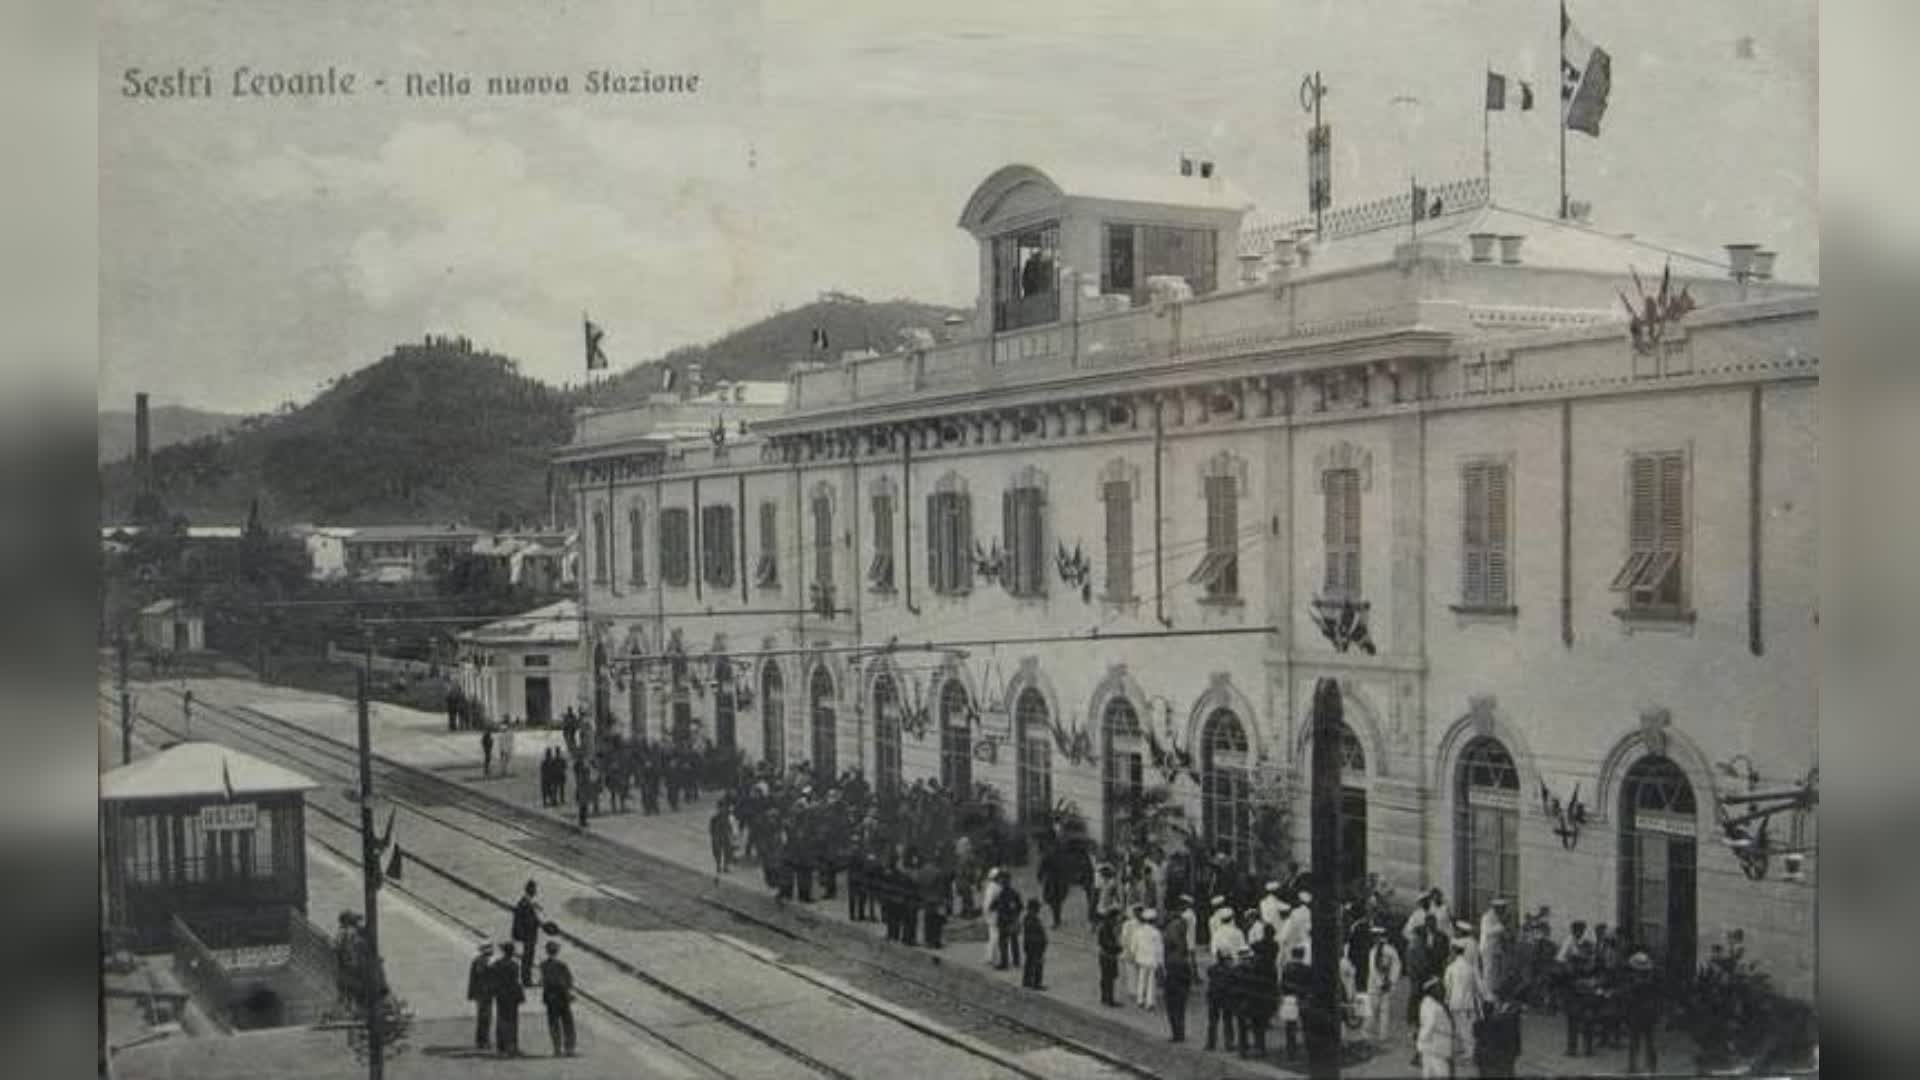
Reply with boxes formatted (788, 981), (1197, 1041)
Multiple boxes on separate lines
(122, 66), (701, 98)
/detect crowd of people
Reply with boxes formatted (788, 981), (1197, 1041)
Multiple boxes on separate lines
(490, 721), (1704, 1077)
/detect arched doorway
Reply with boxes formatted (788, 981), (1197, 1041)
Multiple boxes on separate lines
(873, 674), (902, 794)
(1619, 755), (1698, 979)
(1455, 737), (1521, 919)
(761, 663), (785, 770)
(1014, 688), (1053, 827)
(809, 665), (837, 782)
(939, 679), (973, 795)
(1201, 708), (1252, 867)
(712, 657), (736, 753)
(1102, 699), (1146, 848)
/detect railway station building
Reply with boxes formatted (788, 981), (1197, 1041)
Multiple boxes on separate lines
(560, 163), (1817, 997)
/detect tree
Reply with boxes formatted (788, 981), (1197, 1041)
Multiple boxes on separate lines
(1109, 783), (1186, 860)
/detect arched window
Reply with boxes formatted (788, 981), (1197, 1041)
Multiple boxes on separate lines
(1201, 708), (1252, 867)
(1102, 699), (1146, 848)
(1620, 755), (1698, 978)
(712, 657), (736, 753)
(939, 679), (973, 795)
(873, 675), (902, 794)
(809, 665), (837, 782)
(1305, 717), (1370, 891)
(1455, 737), (1521, 919)
(761, 663), (785, 770)
(1014, 688), (1053, 826)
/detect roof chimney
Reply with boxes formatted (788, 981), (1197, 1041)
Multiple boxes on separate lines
(1497, 235), (1525, 265)
(1467, 233), (1497, 263)
(1751, 250), (1777, 281)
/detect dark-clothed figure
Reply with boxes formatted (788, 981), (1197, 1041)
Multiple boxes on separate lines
(1622, 951), (1663, 1074)
(1476, 997), (1524, 1078)
(992, 872), (1023, 970)
(1097, 910), (1123, 1006)
(709, 802), (734, 875)
(467, 943), (495, 1049)
(1563, 937), (1599, 1057)
(1020, 899), (1049, 989)
(919, 860), (949, 949)
(492, 944), (525, 1056)
(1163, 905), (1196, 1043)
(481, 728), (495, 776)
(540, 941), (578, 1057)
(1205, 951), (1239, 1051)
(1038, 842), (1072, 928)
(511, 881), (542, 986)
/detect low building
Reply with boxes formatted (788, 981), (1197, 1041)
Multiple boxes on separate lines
(285, 524), (355, 580)
(455, 600), (585, 726)
(341, 523), (483, 584)
(137, 599), (204, 654)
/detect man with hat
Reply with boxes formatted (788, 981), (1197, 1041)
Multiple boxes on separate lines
(1414, 975), (1458, 1079)
(1480, 896), (1516, 992)
(1095, 907), (1124, 1006)
(511, 879), (543, 987)
(1444, 933), (1487, 1065)
(1365, 925), (1404, 1045)
(1258, 881), (1287, 940)
(1093, 862), (1123, 923)
(467, 942), (495, 1050)
(981, 866), (1006, 966)
(990, 868), (1024, 971)
(1622, 950), (1664, 1074)
(1208, 899), (1247, 961)
(1131, 907), (1164, 1009)
(1162, 897), (1196, 1042)
(540, 941), (578, 1057)
(492, 942), (526, 1056)
(1277, 890), (1312, 964)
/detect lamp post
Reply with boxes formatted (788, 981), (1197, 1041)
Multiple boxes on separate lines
(1305, 597), (1375, 1078)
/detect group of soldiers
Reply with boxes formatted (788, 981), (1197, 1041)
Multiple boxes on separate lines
(463, 880), (579, 1058)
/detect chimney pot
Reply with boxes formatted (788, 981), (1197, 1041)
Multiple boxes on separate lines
(1237, 252), (1266, 286)
(1467, 233), (1498, 263)
(1751, 250), (1777, 281)
(1497, 235), (1525, 265)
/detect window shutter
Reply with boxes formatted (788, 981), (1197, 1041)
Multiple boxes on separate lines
(1658, 453), (1685, 553)
(1629, 455), (1659, 553)
(1002, 488), (1017, 594)
(1461, 464), (1487, 604)
(958, 494), (974, 590)
(927, 494), (943, 593)
(1105, 481), (1132, 600)
(1485, 463), (1510, 605)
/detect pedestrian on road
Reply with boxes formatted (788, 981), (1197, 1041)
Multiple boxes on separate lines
(1622, 950), (1663, 1075)
(467, 943), (495, 1050)
(1020, 898), (1048, 989)
(481, 727), (495, 777)
(709, 800), (734, 876)
(552, 750), (567, 807)
(981, 866), (1006, 966)
(492, 943), (525, 1056)
(512, 880), (543, 987)
(991, 869), (1023, 970)
(1132, 907), (1164, 1010)
(1096, 908), (1123, 1006)
(498, 722), (516, 776)
(1163, 900), (1196, 1043)
(1416, 976), (1459, 1080)
(540, 941), (578, 1058)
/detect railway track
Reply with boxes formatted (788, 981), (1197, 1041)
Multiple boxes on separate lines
(102, 682), (1158, 1080)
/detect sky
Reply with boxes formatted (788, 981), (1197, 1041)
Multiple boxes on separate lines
(100, 0), (1817, 415)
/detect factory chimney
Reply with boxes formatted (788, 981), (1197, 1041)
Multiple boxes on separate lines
(134, 392), (152, 494)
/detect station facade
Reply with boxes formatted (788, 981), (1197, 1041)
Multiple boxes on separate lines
(561, 164), (1817, 996)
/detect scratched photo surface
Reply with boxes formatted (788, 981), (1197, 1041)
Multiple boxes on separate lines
(46, 0), (1904, 1077)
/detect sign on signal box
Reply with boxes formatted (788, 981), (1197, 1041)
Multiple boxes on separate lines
(199, 803), (258, 832)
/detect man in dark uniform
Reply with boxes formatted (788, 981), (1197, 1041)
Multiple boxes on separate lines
(511, 880), (542, 986)
(1097, 909), (1124, 1006)
(539, 941), (578, 1057)
(467, 942), (495, 1049)
(492, 943), (525, 1056)
(1163, 898), (1196, 1043)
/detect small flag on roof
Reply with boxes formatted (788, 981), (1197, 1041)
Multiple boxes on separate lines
(221, 756), (236, 802)
(810, 328), (830, 352)
(1561, 5), (1613, 136)
(583, 316), (608, 371)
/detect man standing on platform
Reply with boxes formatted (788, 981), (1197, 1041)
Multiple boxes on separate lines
(1163, 900), (1196, 1042)
(540, 941), (578, 1058)
(492, 943), (525, 1056)
(512, 880), (543, 987)
(467, 943), (495, 1050)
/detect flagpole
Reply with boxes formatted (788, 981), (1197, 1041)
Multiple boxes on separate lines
(1483, 67), (1493, 196)
(1558, 0), (1568, 218)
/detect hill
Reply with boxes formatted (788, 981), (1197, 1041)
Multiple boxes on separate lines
(98, 404), (246, 464)
(595, 293), (968, 404)
(97, 295), (966, 527)
(99, 336), (575, 527)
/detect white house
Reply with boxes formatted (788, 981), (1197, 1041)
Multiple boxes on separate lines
(455, 600), (585, 727)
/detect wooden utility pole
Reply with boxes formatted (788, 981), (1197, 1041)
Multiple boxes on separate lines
(117, 634), (133, 765)
(356, 668), (385, 1080)
(1306, 676), (1344, 1078)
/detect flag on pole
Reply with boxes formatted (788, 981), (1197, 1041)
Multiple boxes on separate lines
(1411, 181), (1443, 223)
(583, 317), (608, 371)
(221, 757), (235, 802)
(810, 328), (831, 353)
(1486, 71), (1536, 111)
(1561, 8), (1612, 135)
(660, 366), (677, 392)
